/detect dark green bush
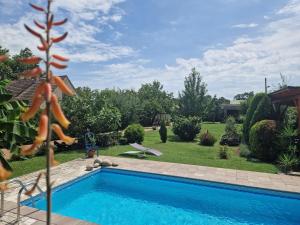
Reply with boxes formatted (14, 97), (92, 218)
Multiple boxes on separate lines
(199, 130), (216, 146)
(220, 116), (240, 146)
(119, 137), (128, 145)
(249, 120), (279, 161)
(159, 121), (167, 143)
(243, 93), (266, 143)
(124, 124), (145, 143)
(172, 117), (201, 141)
(219, 146), (229, 159)
(96, 131), (122, 147)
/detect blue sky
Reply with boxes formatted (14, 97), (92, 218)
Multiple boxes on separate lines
(0, 0), (299, 98)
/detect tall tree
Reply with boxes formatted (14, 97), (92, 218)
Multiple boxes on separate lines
(179, 68), (208, 118)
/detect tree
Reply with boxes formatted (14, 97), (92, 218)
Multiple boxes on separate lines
(205, 95), (230, 122)
(95, 106), (121, 133)
(138, 81), (174, 126)
(243, 93), (269, 143)
(234, 91), (254, 100)
(0, 46), (35, 80)
(179, 68), (208, 119)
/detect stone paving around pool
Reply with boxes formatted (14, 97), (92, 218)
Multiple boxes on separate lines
(1, 156), (300, 224)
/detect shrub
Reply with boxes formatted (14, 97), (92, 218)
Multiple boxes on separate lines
(278, 153), (298, 174)
(249, 95), (273, 131)
(284, 107), (298, 129)
(249, 120), (279, 162)
(199, 130), (216, 146)
(95, 106), (121, 133)
(220, 116), (240, 146)
(239, 144), (251, 158)
(172, 117), (201, 141)
(159, 121), (167, 143)
(243, 93), (266, 143)
(124, 124), (145, 144)
(219, 146), (229, 159)
(119, 137), (128, 145)
(96, 131), (122, 147)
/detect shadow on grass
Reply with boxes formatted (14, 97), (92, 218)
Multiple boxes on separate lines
(168, 135), (198, 144)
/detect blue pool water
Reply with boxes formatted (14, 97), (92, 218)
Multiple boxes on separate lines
(23, 169), (300, 225)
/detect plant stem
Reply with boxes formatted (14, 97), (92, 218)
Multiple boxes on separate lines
(45, 1), (52, 224)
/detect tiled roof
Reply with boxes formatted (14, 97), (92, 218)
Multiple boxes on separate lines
(6, 76), (74, 104)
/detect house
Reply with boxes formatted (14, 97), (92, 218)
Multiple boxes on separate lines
(6, 75), (76, 105)
(221, 100), (242, 119)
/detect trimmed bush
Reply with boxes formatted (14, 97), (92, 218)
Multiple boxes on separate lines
(159, 121), (167, 143)
(249, 120), (279, 161)
(172, 117), (201, 141)
(199, 130), (216, 146)
(124, 124), (145, 144)
(243, 93), (266, 143)
(96, 131), (122, 147)
(220, 116), (241, 146)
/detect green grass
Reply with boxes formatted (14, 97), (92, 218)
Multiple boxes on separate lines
(10, 150), (85, 178)
(9, 123), (278, 178)
(100, 123), (278, 173)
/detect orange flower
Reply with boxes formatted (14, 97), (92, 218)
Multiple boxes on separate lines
(50, 148), (59, 167)
(24, 24), (42, 39)
(52, 76), (74, 96)
(51, 32), (68, 43)
(51, 124), (75, 144)
(17, 56), (41, 65)
(34, 20), (45, 30)
(0, 55), (7, 62)
(0, 165), (12, 181)
(21, 94), (43, 121)
(35, 114), (48, 144)
(51, 95), (70, 128)
(20, 67), (43, 78)
(29, 3), (45, 12)
(49, 62), (67, 69)
(37, 45), (46, 51)
(44, 83), (52, 102)
(0, 183), (9, 191)
(52, 18), (68, 26)
(52, 54), (69, 62)
(20, 142), (40, 156)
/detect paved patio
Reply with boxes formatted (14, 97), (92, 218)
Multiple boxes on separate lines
(1, 156), (300, 224)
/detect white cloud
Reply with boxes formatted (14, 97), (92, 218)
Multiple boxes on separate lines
(232, 23), (258, 28)
(0, 0), (133, 63)
(86, 0), (300, 98)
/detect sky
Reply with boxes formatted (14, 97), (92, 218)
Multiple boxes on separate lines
(0, 0), (299, 99)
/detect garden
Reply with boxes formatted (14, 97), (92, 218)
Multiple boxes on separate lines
(1, 49), (299, 178)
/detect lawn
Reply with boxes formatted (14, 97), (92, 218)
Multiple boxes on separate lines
(100, 123), (278, 173)
(10, 150), (85, 178)
(10, 123), (278, 178)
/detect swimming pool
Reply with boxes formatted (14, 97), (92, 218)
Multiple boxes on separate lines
(23, 168), (300, 225)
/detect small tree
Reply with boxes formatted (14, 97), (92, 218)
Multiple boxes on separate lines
(159, 121), (167, 143)
(179, 68), (209, 118)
